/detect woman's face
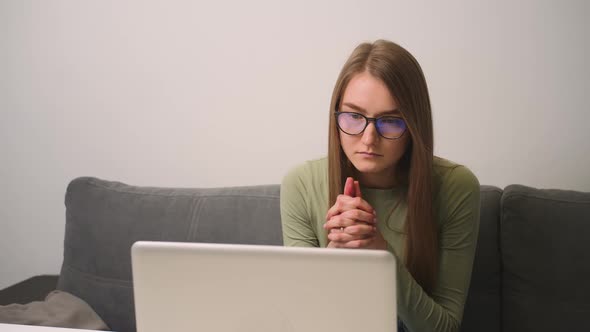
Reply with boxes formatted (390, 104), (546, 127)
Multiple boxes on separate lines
(338, 71), (410, 188)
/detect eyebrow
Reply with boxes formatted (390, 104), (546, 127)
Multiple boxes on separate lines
(341, 102), (400, 116)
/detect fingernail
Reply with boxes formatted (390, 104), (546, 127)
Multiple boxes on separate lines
(373, 218), (377, 224)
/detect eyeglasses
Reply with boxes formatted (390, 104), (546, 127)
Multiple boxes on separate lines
(334, 111), (407, 140)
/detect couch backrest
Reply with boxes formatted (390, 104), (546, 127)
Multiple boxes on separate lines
(57, 177), (282, 332)
(57, 177), (513, 332)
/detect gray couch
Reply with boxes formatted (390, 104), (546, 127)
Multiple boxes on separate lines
(11, 177), (590, 332)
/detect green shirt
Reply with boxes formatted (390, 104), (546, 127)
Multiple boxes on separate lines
(280, 157), (480, 332)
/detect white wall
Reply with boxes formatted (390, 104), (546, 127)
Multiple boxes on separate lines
(1, 0), (588, 289)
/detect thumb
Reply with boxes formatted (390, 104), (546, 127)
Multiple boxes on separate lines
(343, 177), (354, 196)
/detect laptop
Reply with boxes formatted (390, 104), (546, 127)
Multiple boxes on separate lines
(131, 241), (397, 332)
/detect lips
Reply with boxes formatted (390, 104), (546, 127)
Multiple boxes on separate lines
(357, 151), (383, 157)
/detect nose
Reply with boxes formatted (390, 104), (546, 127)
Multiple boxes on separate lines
(361, 121), (379, 146)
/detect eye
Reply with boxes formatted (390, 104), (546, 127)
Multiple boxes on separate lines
(349, 113), (364, 120)
(379, 117), (404, 125)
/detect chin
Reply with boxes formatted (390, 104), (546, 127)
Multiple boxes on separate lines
(351, 160), (387, 174)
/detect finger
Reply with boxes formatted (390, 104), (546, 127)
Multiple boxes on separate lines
(325, 193), (356, 220)
(327, 240), (346, 248)
(344, 237), (374, 249)
(323, 215), (358, 230)
(337, 196), (375, 214)
(325, 212), (374, 230)
(326, 191), (357, 220)
(341, 209), (376, 224)
(327, 231), (362, 243)
(326, 195), (375, 221)
(344, 177), (354, 196)
(329, 231), (374, 246)
(325, 199), (343, 221)
(349, 196), (375, 214)
(344, 224), (376, 236)
(326, 219), (375, 240)
(327, 232), (346, 242)
(354, 180), (361, 198)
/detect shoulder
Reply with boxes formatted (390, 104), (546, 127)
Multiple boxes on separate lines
(433, 156), (480, 196)
(281, 157), (328, 188)
(433, 157), (481, 226)
(280, 157), (329, 215)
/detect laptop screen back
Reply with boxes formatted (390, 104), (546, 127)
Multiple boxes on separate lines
(132, 241), (397, 332)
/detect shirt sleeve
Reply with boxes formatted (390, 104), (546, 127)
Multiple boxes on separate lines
(280, 165), (320, 247)
(397, 166), (481, 332)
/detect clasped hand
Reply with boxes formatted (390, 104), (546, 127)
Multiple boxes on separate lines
(324, 177), (387, 250)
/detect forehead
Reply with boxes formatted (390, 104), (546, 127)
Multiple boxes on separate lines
(341, 71), (398, 114)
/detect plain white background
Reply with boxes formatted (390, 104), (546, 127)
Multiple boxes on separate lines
(1, 0), (588, 289)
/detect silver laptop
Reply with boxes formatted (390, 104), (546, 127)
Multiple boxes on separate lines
(131, 241), (397, 332)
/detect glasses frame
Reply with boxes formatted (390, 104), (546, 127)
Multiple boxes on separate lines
(334, 111), (407, 140)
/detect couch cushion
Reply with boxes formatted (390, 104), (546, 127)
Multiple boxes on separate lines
(57, 177), (282, 332)
(501, 185), (590, 332)
(460, 185), (502, 332)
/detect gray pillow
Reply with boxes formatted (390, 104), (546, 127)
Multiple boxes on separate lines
(501, 185), (590, 332)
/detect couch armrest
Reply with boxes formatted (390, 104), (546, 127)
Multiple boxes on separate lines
(0, 275), (59, 305)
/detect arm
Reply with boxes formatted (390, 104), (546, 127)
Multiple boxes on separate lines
(280, 165), (319, 247)
(398, 166), (481, 332)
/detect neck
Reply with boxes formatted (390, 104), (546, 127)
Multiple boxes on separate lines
(354, 168), (398, 189)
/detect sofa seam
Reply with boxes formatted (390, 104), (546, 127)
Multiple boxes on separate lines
(496, 191), (505, 332)
(187, 197), (204, 240)
(481, 187), (503, 194)
(502, 192), (590, 205)
(61, 264), (131, 286)
(81, 178), (279, 199)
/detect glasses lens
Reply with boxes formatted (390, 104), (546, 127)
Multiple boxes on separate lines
(376, 117), (406, 139)
(337, 113), (366, 135)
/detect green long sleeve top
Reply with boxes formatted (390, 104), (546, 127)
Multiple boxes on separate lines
(280, 157), (480, 332)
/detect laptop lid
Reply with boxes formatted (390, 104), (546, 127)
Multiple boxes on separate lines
(131, 241), (397, 332)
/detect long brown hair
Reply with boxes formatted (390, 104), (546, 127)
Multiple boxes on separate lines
(328, 40), (437, 293)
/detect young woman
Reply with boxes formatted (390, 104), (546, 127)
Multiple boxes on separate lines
(280, 40), (480, 332)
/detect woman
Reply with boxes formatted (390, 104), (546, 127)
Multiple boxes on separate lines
(280, 40), (480, 332)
